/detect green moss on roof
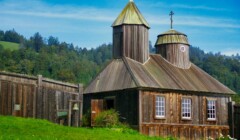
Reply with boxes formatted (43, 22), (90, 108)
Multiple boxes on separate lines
(155, 29), (189, 45)
(112, 1), (150, 28)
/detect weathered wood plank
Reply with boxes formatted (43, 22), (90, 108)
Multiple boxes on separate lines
(12, 83), (16, 116)
(7, 82), (12, 115)
(22, 85), (28, 117)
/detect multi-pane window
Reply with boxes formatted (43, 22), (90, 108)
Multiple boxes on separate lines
(155, 96), (165, 118)
(182, 98), (191, 119)
(207, 100), (216, 120)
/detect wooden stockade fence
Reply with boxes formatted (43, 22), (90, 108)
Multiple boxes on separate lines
(234, 104), (240, 140)
(229, 101), (240, 140)
(0, 71), (83, 127)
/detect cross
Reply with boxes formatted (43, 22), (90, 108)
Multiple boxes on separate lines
(130, 0), (133, 2)
(169, 11), (174, 29)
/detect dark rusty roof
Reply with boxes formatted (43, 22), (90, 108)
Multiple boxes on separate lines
(155, 29), (189, 45)
(112, 1), (150, 28)
(84, 55), (235, 94)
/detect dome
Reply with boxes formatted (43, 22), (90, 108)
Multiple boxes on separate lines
(155, 29), (189, 46)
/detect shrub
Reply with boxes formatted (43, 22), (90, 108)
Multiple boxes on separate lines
(94, 109), (120, 127)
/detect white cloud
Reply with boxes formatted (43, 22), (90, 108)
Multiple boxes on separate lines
(0, 0), (116, 22)
(143, 1), (228, 11)
(146, 15), (240, 29)
(171, 4), (227, 11)
(221, 49), (240, 56)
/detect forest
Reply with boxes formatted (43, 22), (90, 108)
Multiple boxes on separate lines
(0, 29), (240, 96)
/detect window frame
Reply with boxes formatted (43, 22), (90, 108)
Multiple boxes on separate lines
(154, 95), (166, 119)
(181, 97), (192, 120)
(207, 98), (217, 121)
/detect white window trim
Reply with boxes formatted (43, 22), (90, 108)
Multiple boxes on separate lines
(155, 96), (165, 118)
(181, 98), (191, 119)
(207, 100), (216, 120)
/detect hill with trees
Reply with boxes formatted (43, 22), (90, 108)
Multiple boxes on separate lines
(0, 29), (239, 95)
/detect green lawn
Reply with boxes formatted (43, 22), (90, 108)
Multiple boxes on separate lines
(0, 116), (167, 140)
(0, 41), (19, 51)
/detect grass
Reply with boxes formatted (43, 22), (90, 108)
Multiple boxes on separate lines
(0, 41), (19, 51)
(0, 116), (168, 140)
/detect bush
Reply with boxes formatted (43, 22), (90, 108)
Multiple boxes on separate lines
(94, 109), (120, 127)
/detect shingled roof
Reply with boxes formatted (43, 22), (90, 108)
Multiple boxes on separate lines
(155, 29), (189, 45)
(112, 1), (150, 28)
(84, 54), (235, 94)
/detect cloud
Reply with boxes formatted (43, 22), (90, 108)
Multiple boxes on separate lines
(146, 15), (240, 29)
(0, 0), (116, 22)
(144, 1), (228, 11)
(221, 49), (240, 56)
(171, 4), (227, 11)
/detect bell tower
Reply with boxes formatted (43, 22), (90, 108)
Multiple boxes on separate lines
(112, 0), (150, 63)
(155, 11), (190, 69)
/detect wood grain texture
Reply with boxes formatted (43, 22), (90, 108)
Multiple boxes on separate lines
(0, 73), (82, 126)
(113, 25), (149, 63)
(140, 91), (230, 138)
(141, 123), (229, 139)
(156, 44), (190, 69)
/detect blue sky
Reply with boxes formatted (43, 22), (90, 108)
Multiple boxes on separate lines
(0, 0), (240, 55)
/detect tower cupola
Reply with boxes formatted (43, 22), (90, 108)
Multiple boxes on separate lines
(155, 12), (190, 69)
(112, 0), (150, 63)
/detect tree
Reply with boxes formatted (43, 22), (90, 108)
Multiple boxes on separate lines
(48, 36), (59, 46)
(31, 32), (44, 52)
(0, 30), (4, 41)
(4, 29), (24, 43)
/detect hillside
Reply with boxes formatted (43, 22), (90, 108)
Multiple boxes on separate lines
(0, 41), (19, 51)
(0, 29), (240, 97)
(0, 116), (163, 140)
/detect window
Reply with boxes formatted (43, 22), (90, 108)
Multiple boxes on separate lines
(207, 100), (216, 120)
(155, 96), (165, 118)
(182, 98), (191, 119)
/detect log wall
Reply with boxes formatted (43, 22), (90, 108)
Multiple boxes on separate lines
(0, 71), (83, 126)
(140, 90), (230, 139)
(113, 25), (149, 63)
(156, 44), (190, 69)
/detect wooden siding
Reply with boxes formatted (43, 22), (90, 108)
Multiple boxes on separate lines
(83, 90), (139, 126)
(0, 72), (82, 125)
(140, 90), (230, 139)
(113, 25), (149, 63)
(156, 44), (190, 69)
(141, 123), (229, 139)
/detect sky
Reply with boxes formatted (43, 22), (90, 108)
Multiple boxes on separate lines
(0, 0), (240, 55)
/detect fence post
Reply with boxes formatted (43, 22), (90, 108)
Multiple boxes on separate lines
(37, 75), (43, 119)
(228, 101), (235, 138)
(78, 84), (83, 126)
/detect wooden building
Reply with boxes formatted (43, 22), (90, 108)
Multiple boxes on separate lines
(0, 71), (83, 127)
(83, 1), (235, 139)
